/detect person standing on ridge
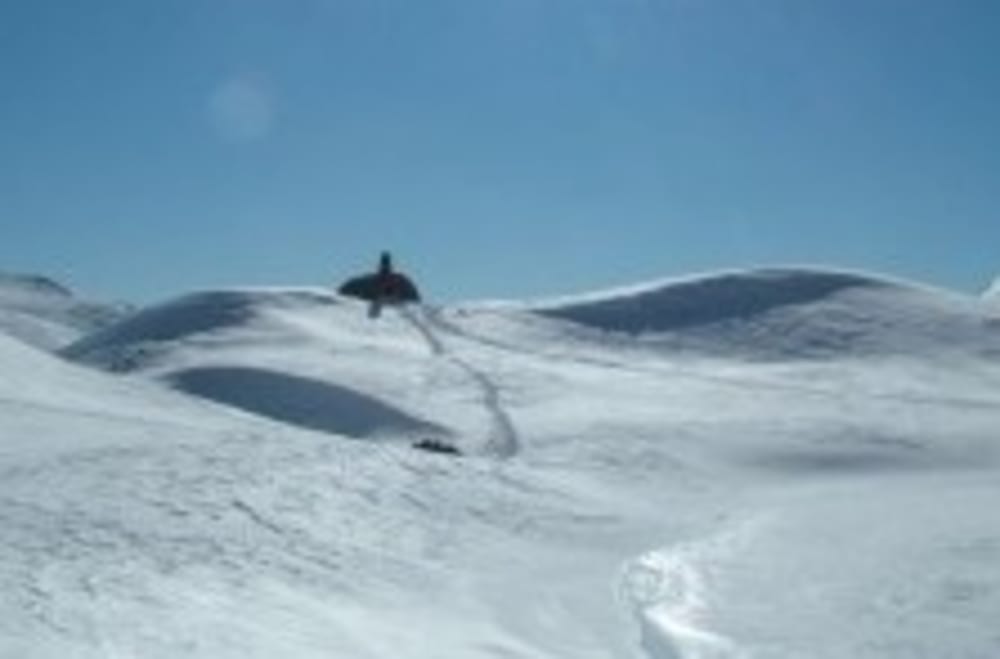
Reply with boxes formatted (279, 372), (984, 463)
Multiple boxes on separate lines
(375, 251), (396, 300)
(337, 250), (422, 318)
(368, 251), (395, 318)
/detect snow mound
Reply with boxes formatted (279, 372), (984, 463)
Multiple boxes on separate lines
(529, 268), (999, 360)
(64, 288), (339, 368)
(0, 272), (127, 351)
(65, 287), (461, 441)
(534, 268), (881, 331)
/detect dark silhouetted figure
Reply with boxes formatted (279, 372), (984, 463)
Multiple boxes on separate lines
(338, 251), (421, 317)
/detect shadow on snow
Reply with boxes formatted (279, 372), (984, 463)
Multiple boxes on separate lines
(171, 366), (450, 440)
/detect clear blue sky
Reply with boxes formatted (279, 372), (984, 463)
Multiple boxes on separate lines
(2, 0), (998, 303)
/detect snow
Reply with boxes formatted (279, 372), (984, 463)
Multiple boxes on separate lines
(2, 267), (1000, 657)
(0, 272), (127, 351)
(524, 267), (1000, 360)
(985, 276), (1000, 300)
(171, 366), (451, 439)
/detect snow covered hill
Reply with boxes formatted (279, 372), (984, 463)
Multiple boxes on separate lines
(525, 268), (1000, 360)
(3, 267), (1000, 658)
(65, 289), (464, 444)
(0, 323), (264, 464)
(0, 272), (127, 351)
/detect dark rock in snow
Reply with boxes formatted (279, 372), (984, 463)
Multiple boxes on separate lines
(413, 438), (462, 456)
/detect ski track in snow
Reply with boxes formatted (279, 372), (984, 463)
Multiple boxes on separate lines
(399, 306), (520, 459)
(409, 303), (757, 656)
(414, 303), (757, 656)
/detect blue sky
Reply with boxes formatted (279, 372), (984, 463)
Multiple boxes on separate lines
(1, 0), (998, 302)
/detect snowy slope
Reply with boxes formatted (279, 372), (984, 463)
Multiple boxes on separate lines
(65, 289), (466, 444)
(0, 326), (265, 463)
(0, 272), (126, 350)
(3, 267), (1000, 658)
(524, 267), (1000, 360)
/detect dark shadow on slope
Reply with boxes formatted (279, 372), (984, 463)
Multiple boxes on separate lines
(538, 270), (883, 334)
(737, 429), (947, 475)
(171, 367), (450, 439)
(738, 425), (1000, 476)
(748, 450), (923, 474)
(739, 441), (986, 476)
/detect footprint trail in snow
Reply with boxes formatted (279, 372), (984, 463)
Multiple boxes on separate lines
(398, 305), (520, 459)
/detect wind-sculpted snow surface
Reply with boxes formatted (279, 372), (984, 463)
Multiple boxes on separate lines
(67, 288), (520, 456)
(6, 268), (1000, 657)
(539, 269), (878, 332)
(0, 272), (126, 351)
(620, 519), (760, 659)
(64, 289), (339, 369)
(530, 268), (1000, 360)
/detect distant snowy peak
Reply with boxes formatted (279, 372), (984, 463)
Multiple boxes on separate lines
(0, 272), (73, 299)
(0, 271), (128, 351)
(527, 267), (998, 360)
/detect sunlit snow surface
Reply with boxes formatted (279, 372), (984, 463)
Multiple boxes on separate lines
(3, 268), (1000, 658)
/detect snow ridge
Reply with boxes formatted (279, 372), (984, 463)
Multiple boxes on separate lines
(0, 272), (126, 351)
(534, 268), (883, 332)
(521, 267), (999, 360)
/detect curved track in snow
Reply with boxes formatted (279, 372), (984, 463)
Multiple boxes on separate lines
(619, 520), (760, 659)
(398, 306), (520, 459)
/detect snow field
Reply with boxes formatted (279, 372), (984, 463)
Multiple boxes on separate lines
(1, 267), (999, 657)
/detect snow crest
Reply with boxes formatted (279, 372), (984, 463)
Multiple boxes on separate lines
(528, 268), (1000, 360)
(0, 272), (126, 351)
